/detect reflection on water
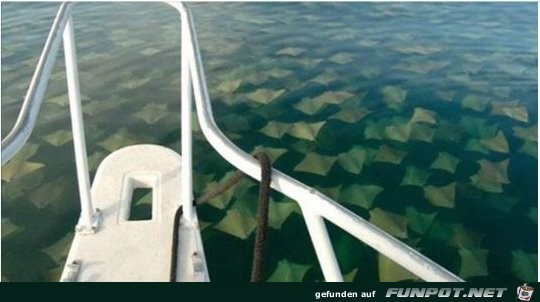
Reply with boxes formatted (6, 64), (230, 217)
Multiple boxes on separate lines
(1, 2), (537, 282)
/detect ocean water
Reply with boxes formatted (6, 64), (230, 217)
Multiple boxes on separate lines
(1, 2), (537, 282)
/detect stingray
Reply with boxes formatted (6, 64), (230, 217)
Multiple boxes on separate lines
(458, 248), (489, 279)
(41, 231), (74, 264)
(373, 145), (407, 164)
(401, 165), (432, 187)
(246, 88), (286, 105)
(393, 61), (450, 74)
(461, 94), (489, 112)
(468, 80), (491, 94)
(405, 207), (437, 235)
(330, 106), (371, 124)
(410, 108), (437, 125)
(259, 121), (292, 139)
(491, 86), (512, 98)
(252, 146), (287, 162)
(361, 66), (382, 80)
(527, 207), (537, 224)
(498, 63), (527, 77)
(310, 70), (341, 85)
(28, 177), (70, 209)
(46, 94), (69, 107)
(329, 52), (355, 65)
(480, 130), (509, 153)
(409, 124), (436, 143)
(359, 39), (379, 47)
(435, 120), (463, 143)
(1, 143), (43, 183)
(268, 201), (298, 230)
(213, 209), (257, 240)
(216, 79), (242, 94)
(302, 91), (355, 113)
(294, 152), (337, 176)
(267, 259), (312, 282)
(244, 73), (269, 87)
(459, 116), (498, 138)
(462, 53), (487, 63)
(519, 141), (537, 158)
(464, 139), (490, 155)
(364, 120), (386, 140)
(448, 224), (485, 250)
(140, 47), (161, 56)
(275, 47), (306, 57)
(37, 103), (68, 126)
(490, 102), (529, 123)
(316, 91), (356, 104)
(378, 254), (418, 282)
(380, 86), (408, 109)
(344, 268), (359, 282)
(511, 250), (538, 282)
(289, 139), (315, 154)
(340, 184), (383, 209)
(192, 172), (214, 195)
(512, 125), (537, 142)
(42, 129), (72, 147)
(97, 128), (141, 152)
(369, 208), (409, 239)
(435, 90), (456, 102)
(316, 185), (342, 201)
(133, 103), (170, 124)
(294, 98), (327, 115)
(201, 172), (244, 209)
(470, 158), (510, 193)
(337, 146), (367, 174)
(120, 76), (152, 90)
(234, 15), (275, 25)
(83, 97), (130, 117)
(430, 152), (460, 174)
(448, 72), (472, 85)
(384, 122), (412, 143)
(1, 218), (23, 241)
(424, 182), (456, 208)
(287, 121), (325, 141)
(297, 58), (323, 69)
(87, 151), (107, 172)
(230, 184), (262, 219)
(265, 68), (293, 79)
(393, 45), (444, 55)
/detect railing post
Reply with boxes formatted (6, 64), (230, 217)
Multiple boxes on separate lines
(180, 13), (194, 223)
(170, 2), (463, 282)
(302, 209), (343, 281)
(1, 3), (73, 165)
(63, 16), (100, 234)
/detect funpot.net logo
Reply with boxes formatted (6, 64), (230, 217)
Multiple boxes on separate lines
(385, 287), (507, 298)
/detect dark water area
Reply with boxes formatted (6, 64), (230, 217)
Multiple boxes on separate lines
(1, 2), (537, 282)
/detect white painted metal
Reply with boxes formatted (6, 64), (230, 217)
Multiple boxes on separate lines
(180, 19), (195, 224)
(175, 217), (211, 281)
(1, 3), (74, 165)
(63, 16), (100, 233)
(176, 3), (464, 282)
(302, 210), (343, 281)
(61, 145), (209, 281)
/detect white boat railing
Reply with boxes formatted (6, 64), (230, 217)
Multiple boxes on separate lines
(0, 2), (464, 282)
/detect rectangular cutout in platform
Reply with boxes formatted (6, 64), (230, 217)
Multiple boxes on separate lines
(129, 188), (153, 221)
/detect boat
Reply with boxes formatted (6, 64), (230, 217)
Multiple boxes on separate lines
(1, 2), (464, 282)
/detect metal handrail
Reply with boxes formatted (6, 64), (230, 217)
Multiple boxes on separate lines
(1, 3), (74, 165)
(1, 2), (464, 282)
(175, 3), (463, 282)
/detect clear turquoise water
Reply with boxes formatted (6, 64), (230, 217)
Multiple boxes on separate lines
(1, 2), (537, 282)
